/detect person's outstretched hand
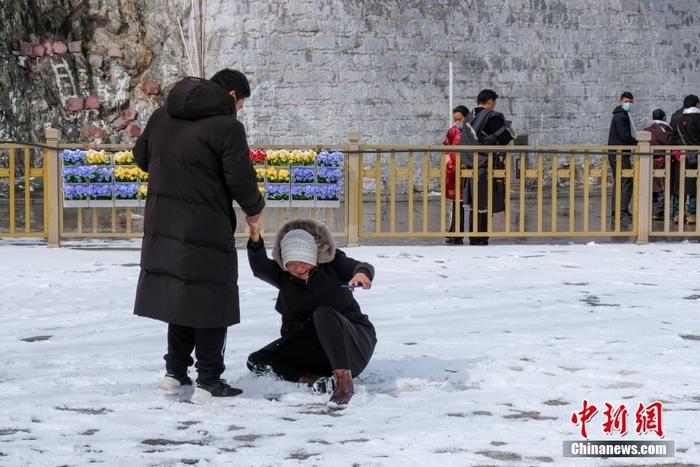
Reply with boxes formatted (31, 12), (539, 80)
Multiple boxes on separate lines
(348, 272), (372, 290)
(246, 213), (262, 240)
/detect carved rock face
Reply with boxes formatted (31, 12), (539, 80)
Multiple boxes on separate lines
(1, 0), (186, 143)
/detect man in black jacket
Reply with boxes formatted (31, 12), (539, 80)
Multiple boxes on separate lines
(608, 91), (637, 218)
(675, 98), (700, 224)
(133, 69), (265, 403)
(462, 89), (514, 245)
(670, 94), (700, 222)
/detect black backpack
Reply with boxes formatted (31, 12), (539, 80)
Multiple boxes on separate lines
(459, 109), (493, 146)
(459, 109), (501, 168)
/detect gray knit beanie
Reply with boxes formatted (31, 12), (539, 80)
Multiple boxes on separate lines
(280, 229), (318, 270)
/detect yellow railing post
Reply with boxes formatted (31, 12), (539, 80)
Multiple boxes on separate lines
(45, 128), (61, 248)
(635, 131), (652, 245)
(346, 132), (361, 246)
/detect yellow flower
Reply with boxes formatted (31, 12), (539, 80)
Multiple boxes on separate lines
(114, 150), (134, 164)
(86, 149), (109, 165)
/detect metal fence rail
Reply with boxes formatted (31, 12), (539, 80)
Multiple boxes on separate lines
(1, 129), (699, 246)
(355, 145), (641, 239)
(0, 143), (47, 237)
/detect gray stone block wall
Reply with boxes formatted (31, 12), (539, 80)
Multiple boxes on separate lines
(203, 0), (700, 147)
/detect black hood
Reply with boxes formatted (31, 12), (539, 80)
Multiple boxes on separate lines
(166, 77), (235, 120)
(612, 106), (628, 115)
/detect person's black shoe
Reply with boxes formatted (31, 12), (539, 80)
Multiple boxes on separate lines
(469, 239), (489, 246)
(612, 210), (632, 218)
(311, 375), (336, 395)
(191, 379), (242, 404)
(445, 237), (464, 245)
(159, 373), (193, 395)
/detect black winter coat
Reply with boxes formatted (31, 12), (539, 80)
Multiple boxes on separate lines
(669, 108), (685, 145)
(608, 107), (637, 146)
(461, 107), (513, 169)
(247, 237), (375, 338)
(133, 77), (265, 328)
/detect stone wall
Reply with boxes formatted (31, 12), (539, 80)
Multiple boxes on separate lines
(2, 0), (699, 146)
(204, 0), (700, 146)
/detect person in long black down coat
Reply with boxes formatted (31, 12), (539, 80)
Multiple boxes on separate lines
(245, 218), (377, 410)
(133, 70), (265, 403)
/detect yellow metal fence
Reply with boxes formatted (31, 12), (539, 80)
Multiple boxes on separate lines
(0, 143), (48, 237)
(1, 130), (699, 246)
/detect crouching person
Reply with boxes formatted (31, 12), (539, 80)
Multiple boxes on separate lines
(245, 217), (376, 409)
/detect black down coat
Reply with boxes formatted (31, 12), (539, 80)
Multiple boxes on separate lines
(133, 77), (265, 328)
(247, 219), (376, 339)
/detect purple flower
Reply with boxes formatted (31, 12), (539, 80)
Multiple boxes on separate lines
(63, 184), (84, 200)
(94, 167), (113, 182)
(317, 167), (343, 183)
(90, 184), (113, 200)
(114, 183), (140, 199)
(317, 184), (341, 200)
(62, 165), (114, 183)
(60, 149), (86, 165)
(265, 183), (290, 200)
(290, 184), (316, 200)
(317, 151), (344, 167)
(63, 183), (113, 200)
(291, 167), (315, 183)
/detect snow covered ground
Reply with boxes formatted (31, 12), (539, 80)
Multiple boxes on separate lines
(1, 239), (699, 466)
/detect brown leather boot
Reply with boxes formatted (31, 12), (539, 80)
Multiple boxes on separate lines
(328, 369), (354, 409)
(298, 373), (322, 387)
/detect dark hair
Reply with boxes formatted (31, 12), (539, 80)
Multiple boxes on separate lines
(452, 105), (469, 117)
(620, 91), (634, 100)
(476, 89), (498, 105)
(652, 109), (666, 121)
(683, 94), (700, 108)
(210, 69), (251, 98)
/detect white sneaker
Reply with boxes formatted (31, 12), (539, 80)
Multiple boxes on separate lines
(190, 386), (214, 404)
(159, 374), (192, 395)
(190, 379), (242, 404)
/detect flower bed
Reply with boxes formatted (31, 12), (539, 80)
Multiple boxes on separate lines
(249, 149), (266, 165)
(317, 167), (342, 183)
(316, 184), (342, 201)
(245, 149), (344, 207)
(266, 149), (317, 166)
(60, 149), (86, 166)
(60, 147), (344, 208)
(113, 150), (134, 165)
(291, 167), (315, 183)
(61, 148), (145, 207)
(114, 166), (147, 182)
(317, 151), (344, 167)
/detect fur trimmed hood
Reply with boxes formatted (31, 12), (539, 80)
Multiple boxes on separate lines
(272, 219), (336, 269)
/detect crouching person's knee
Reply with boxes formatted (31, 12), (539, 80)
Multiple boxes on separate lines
(312, 306), (340, 327)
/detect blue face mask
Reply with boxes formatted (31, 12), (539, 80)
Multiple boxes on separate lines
(622, 102), (634, 112)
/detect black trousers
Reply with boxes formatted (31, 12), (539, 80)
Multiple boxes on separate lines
(609, 154), (633, 215)
(164, 324), (227, 385)
(468, 211), (489, 244)
(247, 306), (376, 382)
